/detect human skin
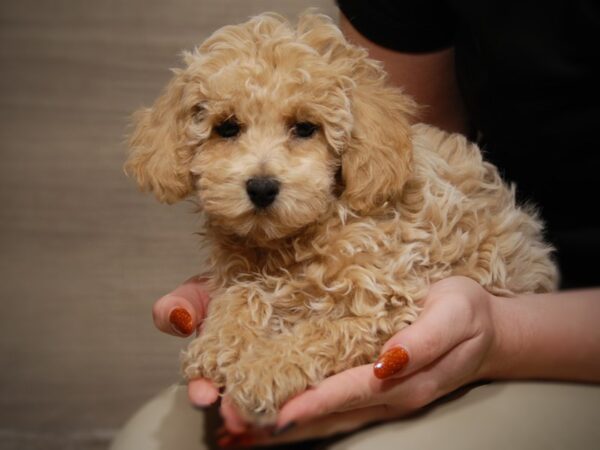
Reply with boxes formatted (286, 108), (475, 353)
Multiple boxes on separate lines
(149, 13), (600, 444)
(260, 278), (600, 445)
(153, 275), (600, 445)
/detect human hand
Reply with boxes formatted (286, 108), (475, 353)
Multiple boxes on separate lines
(152, 276), (223, 407)
(229, 276), (499, 446)
(153, 277), (291, 435)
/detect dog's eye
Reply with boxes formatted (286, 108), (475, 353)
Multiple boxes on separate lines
(292, 122), (318, 139)
(214, 118), (241, 138)
(191, 103), (206, 121)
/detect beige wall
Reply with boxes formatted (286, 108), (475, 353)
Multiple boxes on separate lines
(0, 1), (338, 449)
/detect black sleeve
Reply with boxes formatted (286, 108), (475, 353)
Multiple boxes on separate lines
(337, 0), (456, 53)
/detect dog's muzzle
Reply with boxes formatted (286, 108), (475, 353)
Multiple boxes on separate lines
(246, 177), (280, 209)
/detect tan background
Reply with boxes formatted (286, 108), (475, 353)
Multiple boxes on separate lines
(0, 1), (337, 449)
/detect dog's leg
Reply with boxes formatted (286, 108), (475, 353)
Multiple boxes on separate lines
(224, 314), (409, 425)
(180, 287), (258, 389)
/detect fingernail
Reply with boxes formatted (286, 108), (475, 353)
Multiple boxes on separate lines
(272, 421), (296, 436)
(373, 346), (410, 379)
(169, 307), (193, 336)
(217, 434), (235, 448)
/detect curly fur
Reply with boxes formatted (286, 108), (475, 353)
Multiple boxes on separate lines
(126, 12), (558, 424)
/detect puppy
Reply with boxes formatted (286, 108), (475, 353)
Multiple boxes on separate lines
(126, 13), (557, 424)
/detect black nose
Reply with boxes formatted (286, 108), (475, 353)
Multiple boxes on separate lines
(246, 177), (280, 208)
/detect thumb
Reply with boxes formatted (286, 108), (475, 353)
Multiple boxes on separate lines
(275, 364), (384, 430)
(375, 297), (473, 379)
(152, 276), (211, 336)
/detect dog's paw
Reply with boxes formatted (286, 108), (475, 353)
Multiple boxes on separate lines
(180, 334), (227, 385)
(224, 355), (313, 426)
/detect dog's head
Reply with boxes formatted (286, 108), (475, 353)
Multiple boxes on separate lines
(126, 13), (416, 243)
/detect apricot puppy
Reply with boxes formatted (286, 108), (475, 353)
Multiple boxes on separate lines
(126, 13), (557, 424)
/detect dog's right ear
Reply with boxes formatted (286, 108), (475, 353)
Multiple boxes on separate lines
(125, 71), (195, 204)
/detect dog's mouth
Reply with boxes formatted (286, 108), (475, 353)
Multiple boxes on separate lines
(211, 201), (316, 245)
(199, 174), (334, 244)
(203, 204), (287, 241)
(251, 206), (274, 216)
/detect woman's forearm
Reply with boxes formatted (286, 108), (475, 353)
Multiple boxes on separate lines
(484, 288), (600, 382)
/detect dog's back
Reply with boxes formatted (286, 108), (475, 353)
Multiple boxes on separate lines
(405, 123), (558, 295)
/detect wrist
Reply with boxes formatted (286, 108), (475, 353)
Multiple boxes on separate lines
(477, 293), (522, 380)
(476, 288), (600, 383)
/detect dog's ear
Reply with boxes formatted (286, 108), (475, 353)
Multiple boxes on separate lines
(125, 71), (195, 204)
(341, 76), (416, 213)
(297, 13), (417, 213)
(297, 13), (352, 61)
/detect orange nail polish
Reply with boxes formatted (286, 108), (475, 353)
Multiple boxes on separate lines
(373, 346), (409, 379)
(217, 433), (235, 448)
(235, 433), (255, 448)
(169, 307), (193, 336)
(217, 431), (255, 448)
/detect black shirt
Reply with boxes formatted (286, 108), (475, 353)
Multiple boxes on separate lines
(338, 0), (600, 288)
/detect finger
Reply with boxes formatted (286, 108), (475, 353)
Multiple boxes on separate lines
(216, 428), (258, 448)
(267, 336), (484, 446)
(260, 404), (398, 446)
(275, 364), (386, 430)
(187, 378), (219, 407)
(380, 334), (486, 410)
(220, 395), (248, 434)
(375, 296), (475, 379)
(152, 276), (211, 336)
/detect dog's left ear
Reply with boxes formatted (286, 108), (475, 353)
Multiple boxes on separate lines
(341, 67), (417, 213)
(297, 14), (417, 213)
